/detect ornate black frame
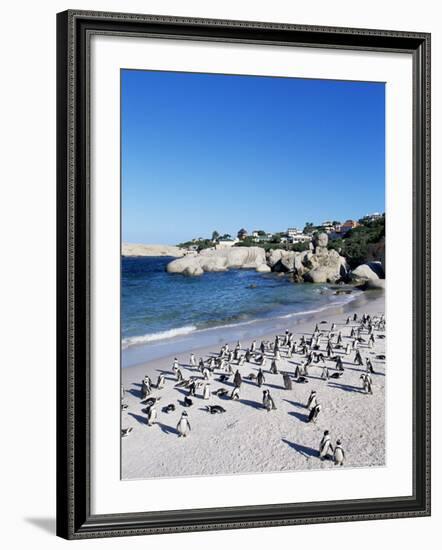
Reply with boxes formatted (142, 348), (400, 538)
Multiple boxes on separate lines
(56, 10), (431, 539)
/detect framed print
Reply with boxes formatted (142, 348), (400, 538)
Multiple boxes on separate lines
(56, 10), (431, 539)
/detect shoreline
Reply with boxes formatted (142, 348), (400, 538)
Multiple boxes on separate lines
(122, 287), (380, 368)
(122, 292), (385, 480)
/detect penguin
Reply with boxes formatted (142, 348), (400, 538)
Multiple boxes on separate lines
(147, 406), (157, 426)
(334, 439), (345, 465)
(360, 373), (373, 394)
(233, 370), (242, 387)
(319, 430), (334, 460)
(296, 376), (309, 384)
(321, 365), (330, 380)
(250, 340), (256, 353)
(121, 403), (128, 411)
(238, 354), (246, 366)
(214, 388), (229, 398)
(141, 376), (152, 399)
(308, 404), (322, 423)
(335, 356), (344, 371)
(230, 386), (240, 400)
(283, 372), (292, 390)
(172, 358), (179, 371)
(263, 390), (276, 411)
(175, 368), (183, 382)
(156, 374), (165, 389)
(189, 353), (196, 367)
(162, 403), (175, 413)
(354, 349), (363, 366)
(366, 358), (375, 374)
(257, 368), (265, 387)
(177, 411), (191, 437)
(306, 390), (317, 410)
(246, 373), (257, 381)
(187, 380), (197, 396)
(203, 383), (211, 400)
(121, 427), (133, 438)
(141, 396), (161, 408)
(183, 396), (193, 407)
(202, 366), (211, 380)
(270, 359), (279, 374)
(207, 405), (226, 414)
(329, 372), (343, 379)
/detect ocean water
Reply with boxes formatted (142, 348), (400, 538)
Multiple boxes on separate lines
(122, 256), (359, 366)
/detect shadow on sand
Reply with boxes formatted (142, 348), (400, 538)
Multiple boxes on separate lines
(128, 412), (147, 425)
(239, 398), (263, 410)
(283, 399), (305, 409)
(127, 388), (143, 399)
(156, 422), (179, 435)
(327, 382), (366, 394)
(282, 439), (319, 458)
(288, 410), (309, 423)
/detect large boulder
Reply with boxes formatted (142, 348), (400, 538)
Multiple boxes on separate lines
(303, 267), (329, 283)
(199, 256), (228, 272)
(256, 263), (271, 273)
(167, 246), (267, 276)
(350, 261), (385, 283)
(267, 237), (348, 284)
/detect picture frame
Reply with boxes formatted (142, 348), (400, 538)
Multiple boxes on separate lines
(56, 9), (431, 539)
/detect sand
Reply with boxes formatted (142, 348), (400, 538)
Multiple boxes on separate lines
(121, 292), (385, 480)
(122, 243), (185, 257)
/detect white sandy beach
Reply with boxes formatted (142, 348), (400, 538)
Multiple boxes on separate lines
(121, 292), (385, 480)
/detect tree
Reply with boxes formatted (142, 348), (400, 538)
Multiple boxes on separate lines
(237, 228), (248, 240)
(211, 230), (220, 242)
(303, 222), (314, 234)
(221, 233), (232, 240)
(332, 220), (341, 226)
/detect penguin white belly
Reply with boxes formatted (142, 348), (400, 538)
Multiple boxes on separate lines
(335, 448), (344, 464)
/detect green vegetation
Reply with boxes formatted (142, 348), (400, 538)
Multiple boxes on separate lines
(291, 241), (311, 252)
(328, 215), (385, 269)
(176, 238), (214, 251)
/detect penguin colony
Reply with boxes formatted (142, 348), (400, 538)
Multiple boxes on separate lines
(122, 311), (385, 469)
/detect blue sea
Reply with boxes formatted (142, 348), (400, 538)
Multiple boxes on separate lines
(122, 256), (360, 367)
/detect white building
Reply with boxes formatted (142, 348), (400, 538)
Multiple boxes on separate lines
(286, 228), (312, 244)
(287, 227), (301, 238)
(289, 233), (312, 244)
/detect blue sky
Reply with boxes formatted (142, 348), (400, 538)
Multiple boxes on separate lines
(121, 69), (385, 244)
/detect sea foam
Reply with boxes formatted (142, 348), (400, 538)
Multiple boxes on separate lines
(122, 325), (197, 349)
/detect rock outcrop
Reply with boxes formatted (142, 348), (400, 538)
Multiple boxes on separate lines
(166, 246), (268, 276)
(350, 261), (385, 284)
(267, 233), (348, 284)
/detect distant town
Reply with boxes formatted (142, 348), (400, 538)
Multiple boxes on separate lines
(177, 212), (385, 254)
